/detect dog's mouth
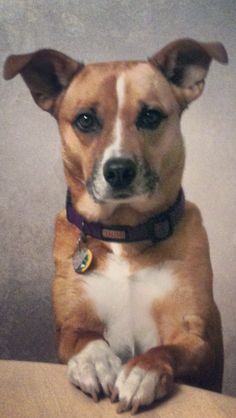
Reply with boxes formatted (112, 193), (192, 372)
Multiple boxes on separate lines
(86, 181), (134, 203)
(112, 192), (132, 199)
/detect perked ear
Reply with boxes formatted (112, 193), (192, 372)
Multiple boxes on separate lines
(3, 49), (83, 114)
(149, 38), (228, 104)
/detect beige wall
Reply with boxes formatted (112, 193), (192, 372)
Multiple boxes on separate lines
(1, 0), (235, 396)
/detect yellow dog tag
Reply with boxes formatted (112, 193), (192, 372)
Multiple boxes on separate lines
(73, 247), (93, 273)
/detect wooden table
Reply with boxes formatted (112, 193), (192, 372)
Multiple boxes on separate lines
(0, 360), (236, 417)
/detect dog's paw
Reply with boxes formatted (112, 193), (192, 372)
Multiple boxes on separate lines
(68, 339), (121, 401)
(112, 362), (173, 414)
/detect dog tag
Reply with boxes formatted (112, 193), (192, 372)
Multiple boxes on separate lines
(73, 247), (93, 274)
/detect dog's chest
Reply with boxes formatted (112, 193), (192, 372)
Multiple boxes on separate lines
(83, 251), (175, 362)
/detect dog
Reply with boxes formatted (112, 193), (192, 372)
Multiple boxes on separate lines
(4, 38), (228, 414)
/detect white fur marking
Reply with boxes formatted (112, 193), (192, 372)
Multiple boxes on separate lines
(113, 73), (126, 154)
(84, 255), (134, 360)
(102, 73), (127, 162)
(117, 73), (126, 108)
(93, 74), (128, 200)
(83, 255), (176, 361)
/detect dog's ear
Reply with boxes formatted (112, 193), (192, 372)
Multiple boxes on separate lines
(3, 49), (83, 114)
(149, 39), (228, 104)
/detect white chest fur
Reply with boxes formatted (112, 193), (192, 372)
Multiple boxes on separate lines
(83, 253), (175, 362)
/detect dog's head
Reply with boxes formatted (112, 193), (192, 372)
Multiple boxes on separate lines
(4, 39), (227, 222)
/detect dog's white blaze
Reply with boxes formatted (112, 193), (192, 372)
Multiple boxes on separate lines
(101, 73), (127, 163)
(116, 73), (127, 108)
(115, 73), (126, 148)
(112, 73), (126, 155)
(83, 254), (175, 361)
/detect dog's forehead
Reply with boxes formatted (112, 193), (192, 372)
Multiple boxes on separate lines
(116, 63), (177, 113)
(60, 61), (177, 117)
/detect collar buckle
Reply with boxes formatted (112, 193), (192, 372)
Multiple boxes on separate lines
(152, 213), (173, 242)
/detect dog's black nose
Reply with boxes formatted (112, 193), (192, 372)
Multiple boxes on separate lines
(103, 158), (137, 190)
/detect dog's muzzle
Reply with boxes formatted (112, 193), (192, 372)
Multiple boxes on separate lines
(103, 158), (137, 191)
(87, 156), (158, 203)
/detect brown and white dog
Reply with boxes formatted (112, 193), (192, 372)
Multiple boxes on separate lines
(4, 38), (228, 414)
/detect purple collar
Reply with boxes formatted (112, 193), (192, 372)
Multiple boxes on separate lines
(66, 189), (185, 243)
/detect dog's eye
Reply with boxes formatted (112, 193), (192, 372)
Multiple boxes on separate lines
(136, 108), (167, 130)
(74, 112), (99, 133)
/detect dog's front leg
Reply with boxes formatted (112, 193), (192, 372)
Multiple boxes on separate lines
(112, 335), (212, 414)
(57, 324), (121, 401)
(53, 212), (122, 399)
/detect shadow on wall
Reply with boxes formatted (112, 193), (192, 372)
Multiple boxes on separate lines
(0, 282), (57, 362)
